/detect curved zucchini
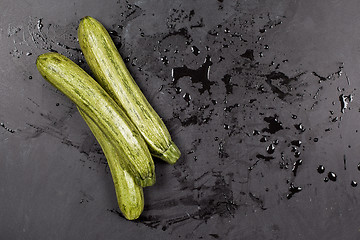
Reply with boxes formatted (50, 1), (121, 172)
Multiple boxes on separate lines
(36, 52), (155, 187)
(78, 108), (144, 220)
(78, 16), (181, 164)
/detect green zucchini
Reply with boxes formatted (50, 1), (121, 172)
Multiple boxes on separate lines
(78, 107), (144, 220)
(36, 52), (155, 187)
(78, 16), (181, 164)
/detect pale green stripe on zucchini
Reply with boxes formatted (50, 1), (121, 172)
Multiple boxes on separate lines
(36, 52), (155, 187)
(78, 16), (181, 164)
(78, 107), (144, 220)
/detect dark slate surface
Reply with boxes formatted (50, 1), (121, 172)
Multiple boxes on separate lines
(1, 0), (360, 239)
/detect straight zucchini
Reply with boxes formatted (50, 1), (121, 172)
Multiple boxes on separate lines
(78, 16), (181, 164)
(36, 52), (155, 187)
(78, 107), (144, 220)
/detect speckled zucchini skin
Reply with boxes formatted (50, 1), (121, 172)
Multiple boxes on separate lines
(78, 16), (181, 164)
(36, 52), (155, 187)
(78, 108), (144, 220)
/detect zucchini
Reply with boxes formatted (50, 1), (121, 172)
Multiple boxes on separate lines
(78, 107), (144, 220)
(78, 16), (181, 164)
(36, 52), (155, 187)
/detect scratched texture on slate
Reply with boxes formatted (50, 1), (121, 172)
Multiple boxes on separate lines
(1, 0), (360, 239)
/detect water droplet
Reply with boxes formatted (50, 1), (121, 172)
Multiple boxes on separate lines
(37, 19), (43, 31)
(183, 93), (191, 105)
(351, 181), (357, 187)
(208, 30), (218, 36)
(222, 74), (236, 94)
(109, 30), (118, 35)
(161, 56), (169, 65)
(224, 28), (230, 33)
(56, 103), (60, 106)
(292, 159), (303, 176)
(223, 104), (239, 113)
(328, 172), (337, 181)
(191, 46), (200, 56)
(256, 154), (274, 161)
(286, 182), (302, 199)
(266, 143), (275, 154)
(224, 124), (230, 130)
(313, 138), (319, 142)
(259, 28), (266, 33)
(291, 114), (297, 119)
(279, 161), (288, 169)
(294, 150), (301, 158)
(358, 163), (360, 171)
(294, 123), (305, 132)
(339, 94), (353, 113)
(218, 141), (229, 158)
(175, 87), (182, 94)
(264, 45), (269, 49)
(262, 115), (283, 134)
(291, 140), (302, 147)
(259, 52), (264, 58)
(26, 52), (32, 56)
(0, 122), (15, 133)
(28, 76), (32, 79)
(260, 136), (267, 142)
(131, 58), (137, 66)
(253, 130), (260, 136)
(317, 165), (325, 174)
(241, 49), (254, 61)
(264, 71), (296, 99)
(324, 177), (329, 182)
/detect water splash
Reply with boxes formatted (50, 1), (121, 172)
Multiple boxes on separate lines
(172, 55), (214, 94)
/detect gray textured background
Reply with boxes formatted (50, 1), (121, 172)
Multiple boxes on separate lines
(1, 0), (360, 239)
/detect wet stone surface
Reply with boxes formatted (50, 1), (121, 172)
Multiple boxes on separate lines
(1, 0), (360, 239)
